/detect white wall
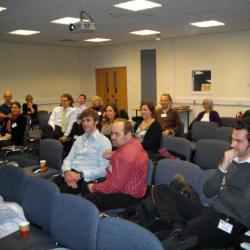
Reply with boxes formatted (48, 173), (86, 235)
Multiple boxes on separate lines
(89, 30), (250, 119)
(77, 48), (92, 102)
(174, 30), (250, 120)
(0, 43), (92, 111)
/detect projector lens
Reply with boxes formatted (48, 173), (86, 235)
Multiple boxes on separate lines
(69, 24), (75, 31)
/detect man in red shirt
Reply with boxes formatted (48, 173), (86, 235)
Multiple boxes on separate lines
(85, 118), (148, 211)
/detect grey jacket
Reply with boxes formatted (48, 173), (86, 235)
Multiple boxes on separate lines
(203, 160), (250, 227)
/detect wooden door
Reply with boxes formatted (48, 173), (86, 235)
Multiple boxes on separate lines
(96, 67), (127, 111)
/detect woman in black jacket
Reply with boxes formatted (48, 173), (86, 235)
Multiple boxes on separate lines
(0, 101), (27, 148)
(134, 101), (162, 158)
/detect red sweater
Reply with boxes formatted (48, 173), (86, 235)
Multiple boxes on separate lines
(92, 138), (148, 198)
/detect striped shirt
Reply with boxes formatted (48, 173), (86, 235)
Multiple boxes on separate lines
(92, 138), (148, 198)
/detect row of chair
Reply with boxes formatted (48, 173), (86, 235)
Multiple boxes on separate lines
(5, 138), (63, 178)
(6, 134), (227, 181)
(159, 121), (233, 171)
(28, 110), (50, 141)
(160, 136), (230, 170)
(190, 121), (232, 144)
(153, 159), (248, 250)
(220, 117), (236, 127)
(0, 111), (50, 164)
(27, 113), (235, 149)
(154, 159), (216, 205)
(0, 165), (164, 250)
(105, 158), (217, 219)
(9, 110), (50, 147)
(23, 116), (232, 164)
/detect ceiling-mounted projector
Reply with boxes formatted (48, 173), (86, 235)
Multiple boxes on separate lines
(69, 21), (96, 32)
(69, 10), (96, 33)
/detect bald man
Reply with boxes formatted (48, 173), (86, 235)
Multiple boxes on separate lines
(0, 91), (13, 128)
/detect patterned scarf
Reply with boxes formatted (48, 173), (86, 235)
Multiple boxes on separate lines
(6, 113), (20, 133)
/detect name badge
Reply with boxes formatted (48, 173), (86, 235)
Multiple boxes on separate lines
(12, 123), (17, 128)
(218, 219), (233, 234)
(161, 113), (167, 118)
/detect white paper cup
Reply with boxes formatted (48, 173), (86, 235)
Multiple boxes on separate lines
(19, 221), (30, 238)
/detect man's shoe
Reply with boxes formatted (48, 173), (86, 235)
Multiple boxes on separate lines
(162, 228), (198, 250)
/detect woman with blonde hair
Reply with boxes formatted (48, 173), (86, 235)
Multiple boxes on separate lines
(91, 95), (104, 131)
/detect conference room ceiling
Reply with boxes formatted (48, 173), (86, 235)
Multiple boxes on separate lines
(1, 0), (250, 48)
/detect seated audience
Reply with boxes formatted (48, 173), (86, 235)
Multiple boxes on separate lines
(159, 117), (250, 250)
(0, 102), (26, 148)
(155, 93), (183, 137)
(90, 95), (104, 131)
(119, 109), (129, 120)
(243, 110), (250, 119)
(236, 110), (250, 121)
(22, 94), (38, 126)
(189, 98), (221, 128)
(72, 94), (88, 136)
(75, 94), (87, 123)
(53, 108), (112, 194)
(236, 111), (244, 121)
(85, 119), (148, 211)
(0, 91), (13, 131)
(42, 93), (76, 156)
(134, 101), (162, 158)
(101, 103), (120, 139)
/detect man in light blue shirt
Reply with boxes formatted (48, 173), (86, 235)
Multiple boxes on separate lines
(53, 108), (111, 194)
(75, 94), (88, 124)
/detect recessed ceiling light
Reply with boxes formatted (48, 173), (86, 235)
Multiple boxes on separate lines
(130, 29), (160, 35)
(50, 17), (82, 25)
(84, 38), (111, 42)
(114, 0), (162, 12)
(190, 20), (225, 28)
(0, 7), (7, 12)
(9, 30), (41, 36)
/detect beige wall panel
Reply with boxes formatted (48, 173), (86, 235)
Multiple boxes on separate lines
(174, 30), (250, 100)
(0, 43), (91, 111)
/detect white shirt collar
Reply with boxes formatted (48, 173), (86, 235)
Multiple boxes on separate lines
(233, 156), (250, 164)
(62, 106), (69, 111)
(84, 129), (99, 140)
